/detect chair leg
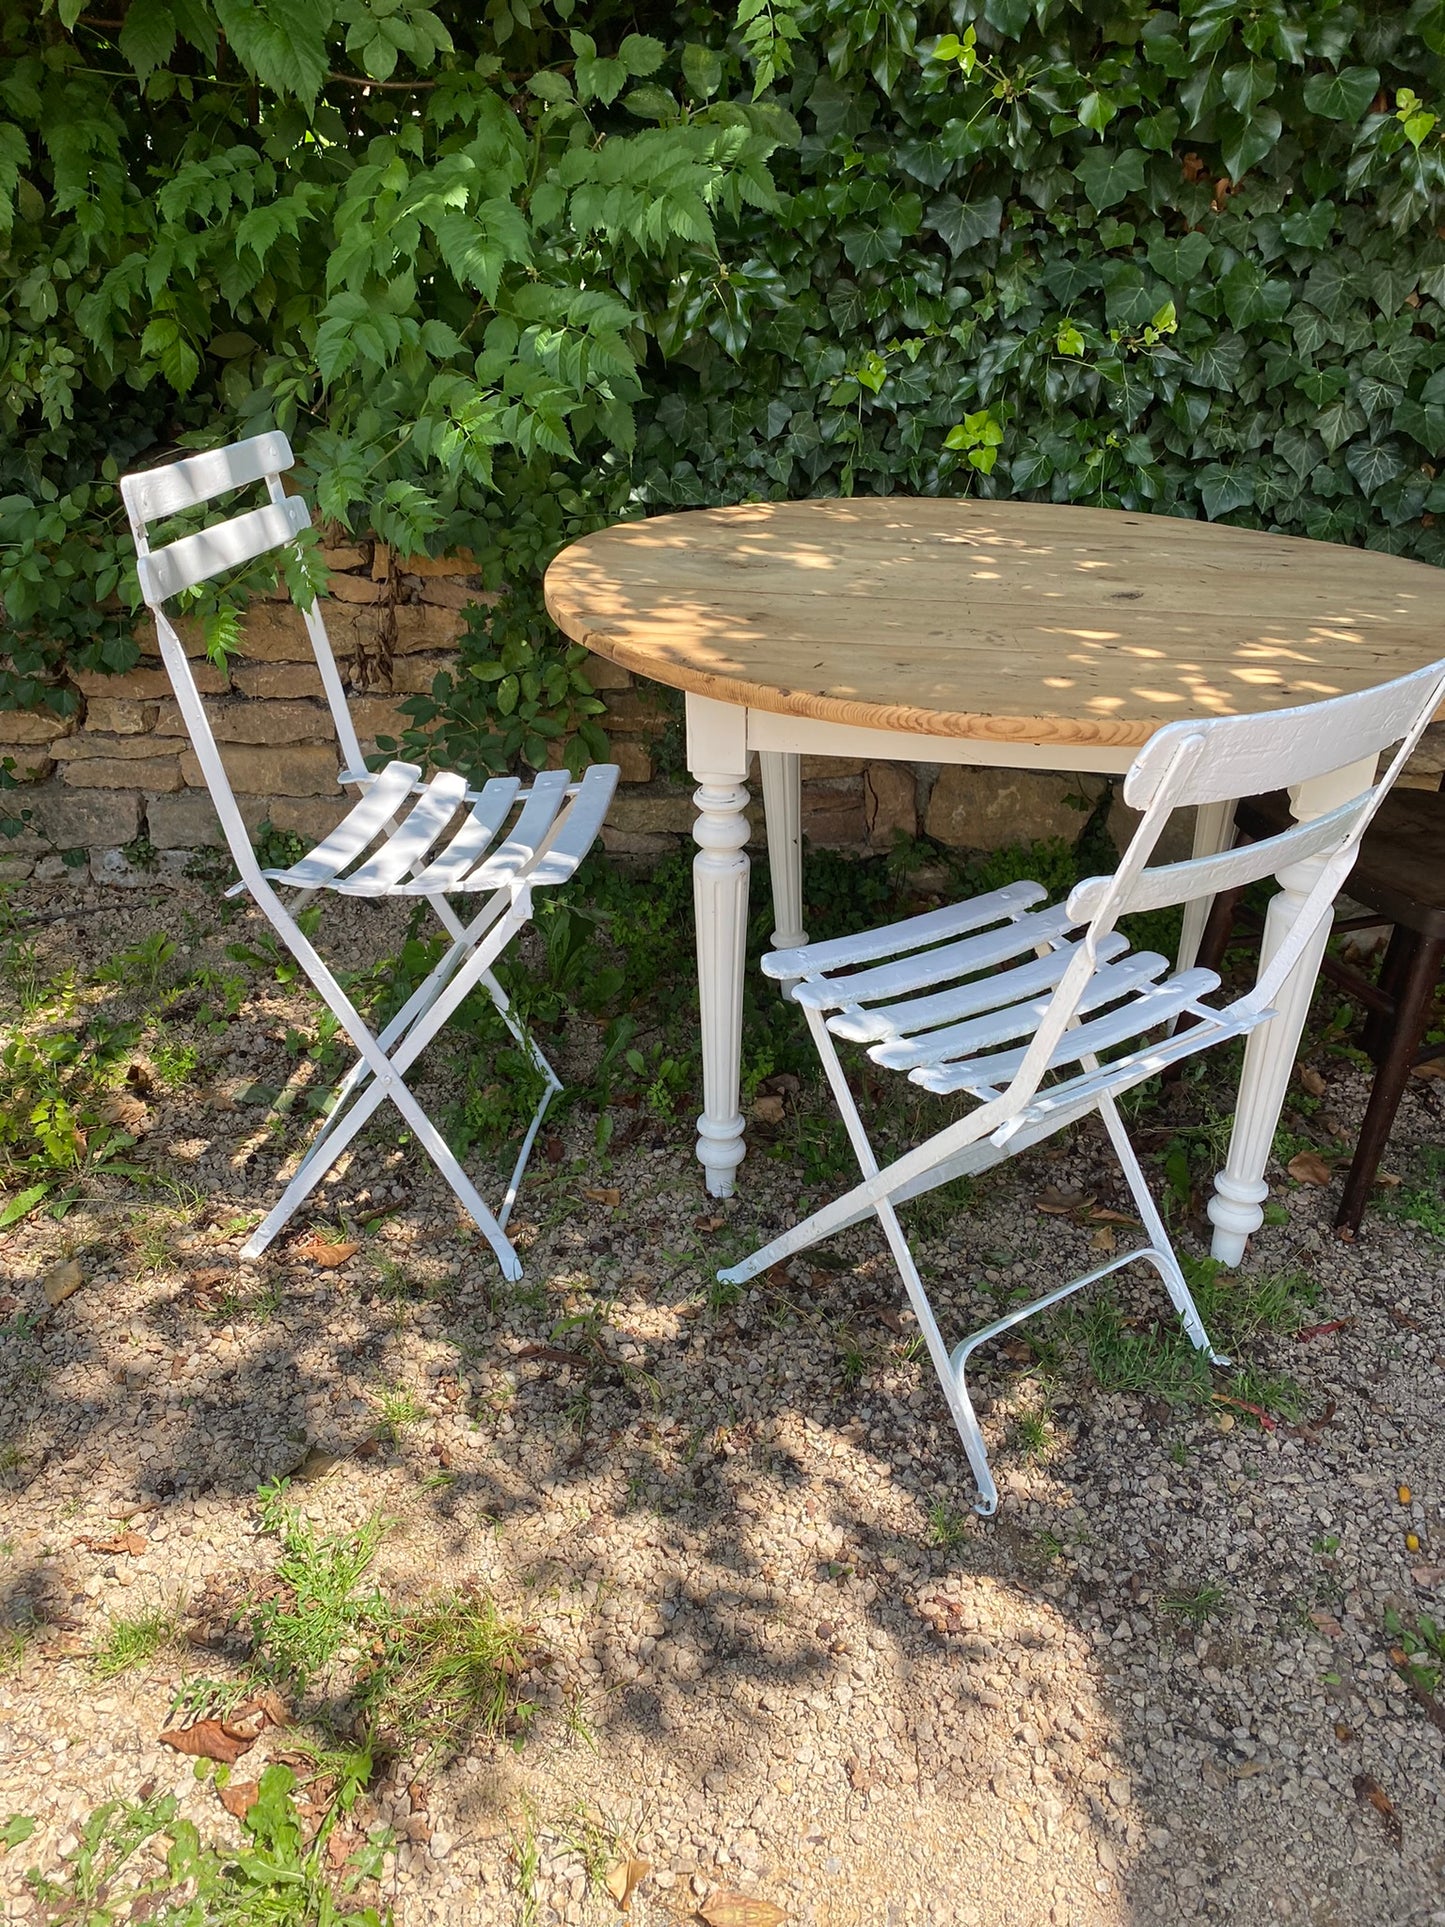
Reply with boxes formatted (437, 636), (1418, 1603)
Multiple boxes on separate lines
(1337, 933), (1445, 1237)
(1361, 924), (1412, 1065)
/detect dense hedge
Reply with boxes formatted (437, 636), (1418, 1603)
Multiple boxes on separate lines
(3, 0), (1444, 753)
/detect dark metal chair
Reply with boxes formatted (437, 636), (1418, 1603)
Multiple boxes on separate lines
(1196, 786), (1445, 1237)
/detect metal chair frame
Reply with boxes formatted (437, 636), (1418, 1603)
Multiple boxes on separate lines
(122, 432), (618, 1280)
(719, 660), (1445, 1514)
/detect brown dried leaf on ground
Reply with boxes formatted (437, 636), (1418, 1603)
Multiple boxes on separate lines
(583, 1187), (621, 1207)
(42, 1257), (85, 1308)
(295, 1237), (360, 1269)
(218, 1781), (260, 1819)
(1297, 1063), (1328, 1097)
(1034, 1186), (1095, 1217)
(160, 1719), (256, 1765)
(1352, 1772), (1403, 1848)
(699, 1895), (788, 1927)
(1286, 1151), (1332, 1186)
(103, 1093), (150, 1134)
(75, 1531), (147, 1556)
(605, 1856), (651, 1909)
(749, 1095), (786, 1126)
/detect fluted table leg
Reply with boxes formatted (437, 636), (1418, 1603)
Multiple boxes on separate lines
(687, 694), (751, 1198)
(1208, 755), (1378, 1266)
(760, 749), (808, 961)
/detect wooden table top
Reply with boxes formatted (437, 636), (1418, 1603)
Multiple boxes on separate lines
(544, 499), (1445, 750)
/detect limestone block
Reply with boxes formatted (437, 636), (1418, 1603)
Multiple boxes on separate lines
(155, 698), (333, 745)
(389, 654), (455, 695)
(145, 788), (226, 850)
(801, 756), (868, 779)
(321, 545), (367, 570)
(599, 689), (672, 734)
(74, 660), (226, 699)
(233, 604), (325, 662)
(1395, 772), (1442, 791)
(395, 549), (475, 576)
(393, 602), (464, 653)
(601, 827), (679, 857)
(180, 743), (341, 796)
(606, 791), (698, 836)
(9, 783), (142, 852)
(926, 767), (1105, 851)
(415, 578), (492, 611)
(82, 698), (157, 735)
(256, 794), (346, 843)
(547, 737), (652, 783)
(1406, 721), (1444, 775)
(0, 745), (55, 782)
(3, 709), (75, 745)
(52, 733), (189, 762)
(583, 653), (631, 692)
(864, 763), (918, 846)
(232, 661), (325, 700)
(63, 756), (183, 792)
(1106, 795), (1199, 867)
(328, 574), (385, 603)
(90, 847), (155, 889)
(0, 853), (35, 881)
(349, 697), (414, 745)
(801, 779), (867, 848)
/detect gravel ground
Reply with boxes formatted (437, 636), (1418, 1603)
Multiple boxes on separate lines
(2, 872), (1444, 1927)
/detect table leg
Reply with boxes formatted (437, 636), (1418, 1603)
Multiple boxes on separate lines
(687, 694), (751, 1198)
(759, 751), (808, 952)
(1176, 798), (1236, 975)
(1207, 756), (1378, 1266)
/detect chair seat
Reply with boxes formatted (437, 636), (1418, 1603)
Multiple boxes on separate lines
(244, 759), (618, 899)
(1238, 787), (1445, 938)
(773, 881), (1223, 1100)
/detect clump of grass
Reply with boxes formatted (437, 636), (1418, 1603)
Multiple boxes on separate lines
(362, 1589), (531, 1759)
(91, 1607), (179, 1680)
(924, 1498), (971, 1552)
(1162, 1581), (1229, 1629)
(249, 1491), (386, 1693)
(1006, 1409), (1052, 1461)
(372, 1387), (426, 1443)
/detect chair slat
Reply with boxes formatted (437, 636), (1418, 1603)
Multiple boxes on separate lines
(870, 950), (1170, 1071)
(1067, 795), (1366, 922)
(138, 497), (310, 604)
(261, 761), (423, 888)
(527, 765), (623, 887)
(792, 902), (1076, 1012)
(461, 769), (573, 890)
(401, 777), (522, 893)
(338, 771), (469, 895)
(765, 880), (1046, 981)
(915, 967), (1220, 1095)
(828, 931), (1130, 1047)
(121, 432), (293, 528)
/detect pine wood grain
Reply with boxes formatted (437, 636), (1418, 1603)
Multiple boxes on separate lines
(544, 500), (1445, 748)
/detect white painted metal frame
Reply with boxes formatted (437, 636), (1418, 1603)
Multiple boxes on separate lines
(715, 661), (1445, 1511)
(121, 434), (619, 1278)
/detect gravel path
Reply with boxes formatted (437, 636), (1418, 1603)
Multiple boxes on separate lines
(2, 874), (1444, 1926)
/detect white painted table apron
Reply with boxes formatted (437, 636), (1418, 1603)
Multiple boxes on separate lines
(685, 692), (1376, 1269)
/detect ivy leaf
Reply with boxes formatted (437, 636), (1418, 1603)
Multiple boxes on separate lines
(1073, 148), (1145, 211)
(1302, 66), (1380, 121)
(1219, 104), (1281, 179)
(119, 0), (178, 82)
(1315, 396), (1367, 453)
(924, 192), (1002, 255)
(1199, 463), (1255, 519)
(1344, 438), (1405, 494)
(1219, 259), (1290, 328)
(213, 0), (329, 104)
(1147, 231), (1210, 286)
(1279, 202), (1334, 249)
(1135, 108), (1179, 151)
(1189, 334), (1247, 389)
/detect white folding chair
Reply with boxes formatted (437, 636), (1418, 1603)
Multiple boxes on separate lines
(121, 433), (619, 1280)
(719, 660), (1445, 1514)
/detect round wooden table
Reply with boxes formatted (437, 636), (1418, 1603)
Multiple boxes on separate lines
(545, 499), (1445, 1263)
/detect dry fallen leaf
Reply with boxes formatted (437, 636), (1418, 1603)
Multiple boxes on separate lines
(1410, 1564), (1445, 1588)
(582, 1187), (621, 1207)
(125, 1062), (155, 1095)
(293, 1446), (345, 1484)
(1088, 1207), (1138, 1226)
(1034, 1186), (1096, 1216)
(1309, 1609), (1344, 1639)
(699, 1894), (788, 1927)
(42, 1257), (85, 1309)
(1091, 1224), (1117, 1255)
(1353, 1772), (1402, 1848)
(1297, 1063), (1328, 1097)
(103, 1093), (150, 1134)
(218, 1781), (259, 1819)
(1412, 1058), (1445, 1082)
(605, 1856), (651, 1909)
(295, 1237), (360, 1269)
(1286, 1151), (1332, 1186)
(694, 1214), (725, 1233)
(750, 1094), (786, 1126)
(75, 1531), (147, 1557)
(160, 1719), (256, 1765)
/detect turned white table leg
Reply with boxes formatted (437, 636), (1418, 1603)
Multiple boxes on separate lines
(1176, 798), (1236, 975)
(760, 750), (807, 956)
(687, 694), (752, 1198)
(1207, 756), (1378, 1266)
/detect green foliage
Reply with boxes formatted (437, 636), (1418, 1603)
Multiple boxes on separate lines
(4, 1), (1443, 741)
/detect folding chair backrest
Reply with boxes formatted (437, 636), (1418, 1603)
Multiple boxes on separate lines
(991, 655), (1445, 1124)
(120, 434), (363, 886)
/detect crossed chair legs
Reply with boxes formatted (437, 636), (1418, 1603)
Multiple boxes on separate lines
(239, 883), (559, 1281)
(718, 1007), (1228, 1515)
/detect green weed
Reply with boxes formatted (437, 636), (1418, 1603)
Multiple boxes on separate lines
(1162, 1581), (1229, 1629)
(91, 1608), (179, 1681)
(925, 1498), (971, 1552)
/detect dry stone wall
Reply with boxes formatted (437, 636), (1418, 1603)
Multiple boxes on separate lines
(3, 540), (1441, 886)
